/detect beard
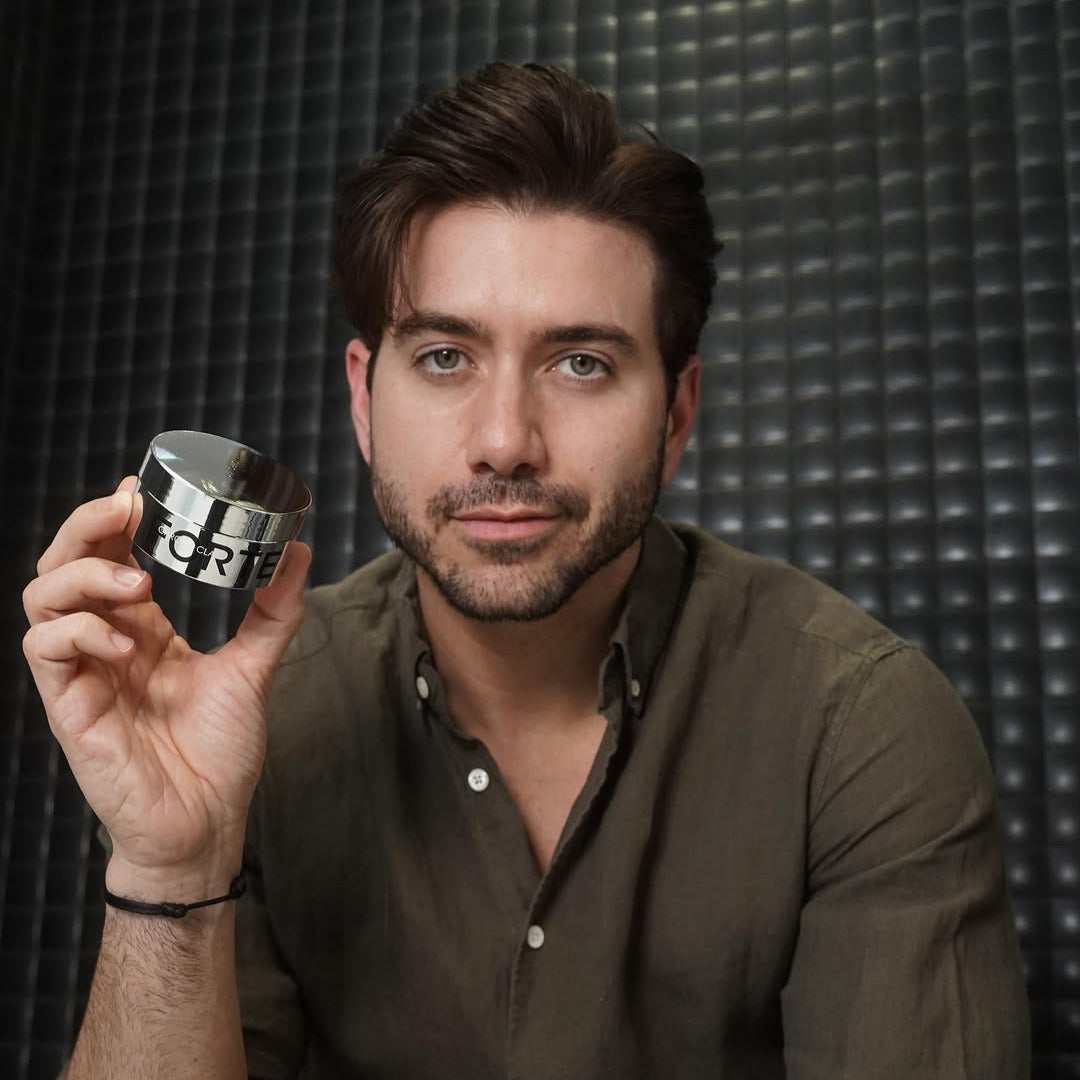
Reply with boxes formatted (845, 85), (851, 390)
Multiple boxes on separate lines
(370, 428), (667, 623)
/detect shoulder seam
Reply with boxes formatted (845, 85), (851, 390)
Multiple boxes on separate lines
(692, 559), (904, 661)
(809, 639), (913, 818)
(789, 624), (905, 661)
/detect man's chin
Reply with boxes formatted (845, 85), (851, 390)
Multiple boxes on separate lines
(424, 561), (582, 623)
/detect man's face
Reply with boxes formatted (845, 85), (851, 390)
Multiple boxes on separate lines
(347, 204), (698, 622)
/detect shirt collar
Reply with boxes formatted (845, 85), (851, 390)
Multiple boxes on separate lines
(600, 516), (689, 720)
(391, 515), (690, 723)
(388, 555), (444, 720)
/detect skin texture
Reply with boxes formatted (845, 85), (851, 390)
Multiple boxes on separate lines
(347, 203), (699, 627)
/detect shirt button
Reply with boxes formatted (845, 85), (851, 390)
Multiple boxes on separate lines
(467, 768), (490, 792)
(629, 678), (642, 699)
(416, 675), (430, 701)
(526, 924), (545, 950)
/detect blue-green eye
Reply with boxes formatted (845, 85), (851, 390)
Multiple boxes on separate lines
(420, 348), (465, 373)
(557, 354), (610, 380)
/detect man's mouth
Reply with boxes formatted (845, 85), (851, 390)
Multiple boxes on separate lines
(452, 508), (560, 541)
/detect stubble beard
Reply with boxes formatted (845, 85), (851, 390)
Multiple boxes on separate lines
(369, 429), (667, 623)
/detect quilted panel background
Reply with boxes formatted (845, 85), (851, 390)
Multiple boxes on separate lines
(1, 2), (1077, 1076)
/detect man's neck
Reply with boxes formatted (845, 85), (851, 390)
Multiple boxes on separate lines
(416, 542), (641, 740)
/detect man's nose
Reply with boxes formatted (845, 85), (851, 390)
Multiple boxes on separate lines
(464, 368), (547, 478)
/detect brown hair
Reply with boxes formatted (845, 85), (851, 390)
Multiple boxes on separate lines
(334, 62), (720, 399)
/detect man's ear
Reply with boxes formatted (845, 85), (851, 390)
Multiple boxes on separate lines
(662, 355), (702, 485)
(345, 338), (374, 466)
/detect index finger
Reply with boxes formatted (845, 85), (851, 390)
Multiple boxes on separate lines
(37, 477), (143, 576)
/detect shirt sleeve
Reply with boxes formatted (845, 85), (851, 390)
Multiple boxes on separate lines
(780, 644), (1030, 1078)
(236, 780), (308, 1080)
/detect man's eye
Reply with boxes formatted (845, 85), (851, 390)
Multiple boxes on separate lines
(558, 354), (609, 379)
(420, 348), (465, 372)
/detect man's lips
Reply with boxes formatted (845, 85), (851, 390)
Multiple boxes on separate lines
(455, 507), (558, 522)
(452, 508), (560, 541)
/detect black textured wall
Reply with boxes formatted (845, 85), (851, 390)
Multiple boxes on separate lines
(1, 2), (1077, 1077)
(1, 2), (52, 494)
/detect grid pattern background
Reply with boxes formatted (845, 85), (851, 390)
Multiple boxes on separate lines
(1, 1), (1077, 1076)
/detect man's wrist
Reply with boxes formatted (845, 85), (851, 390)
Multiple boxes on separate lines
(104, 851), (244, 908)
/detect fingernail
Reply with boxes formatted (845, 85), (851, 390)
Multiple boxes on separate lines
(110, 631), (134, 651)
(115, 567), (145, 588)
(110, 490), (131, 512)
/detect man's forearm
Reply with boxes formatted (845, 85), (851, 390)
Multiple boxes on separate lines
(67, 905), (246, 1080)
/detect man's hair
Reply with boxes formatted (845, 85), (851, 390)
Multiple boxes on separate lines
(334, 62), (720, 399)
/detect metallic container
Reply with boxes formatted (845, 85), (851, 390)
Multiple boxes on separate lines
(132, 431), (311, 589)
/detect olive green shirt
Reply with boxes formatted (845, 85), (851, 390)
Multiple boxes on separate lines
(233, 518), (1028, 1078)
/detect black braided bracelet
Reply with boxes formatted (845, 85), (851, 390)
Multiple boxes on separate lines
(104, 871), (247, 918)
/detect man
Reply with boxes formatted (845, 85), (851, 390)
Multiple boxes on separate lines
(23, 63), (1028, 1079)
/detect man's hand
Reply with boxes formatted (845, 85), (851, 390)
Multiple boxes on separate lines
(22, 475), (312, 901)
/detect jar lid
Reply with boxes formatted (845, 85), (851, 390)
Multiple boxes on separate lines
(137, 430), (311, 545)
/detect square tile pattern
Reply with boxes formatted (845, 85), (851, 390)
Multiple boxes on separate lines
(1, 1), (1077, 1075)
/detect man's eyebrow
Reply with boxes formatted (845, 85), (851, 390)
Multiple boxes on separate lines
(535, 324), (641, 354)
(390, 310), (642, 355)
(391, 311), (487, 341)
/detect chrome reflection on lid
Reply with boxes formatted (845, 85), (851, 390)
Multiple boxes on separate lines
(132, 431), (311, 590)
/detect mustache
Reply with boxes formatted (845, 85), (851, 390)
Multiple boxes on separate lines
(426, 475), (589, 524)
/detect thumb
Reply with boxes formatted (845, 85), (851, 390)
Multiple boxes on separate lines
(224, 541), (312, 676)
